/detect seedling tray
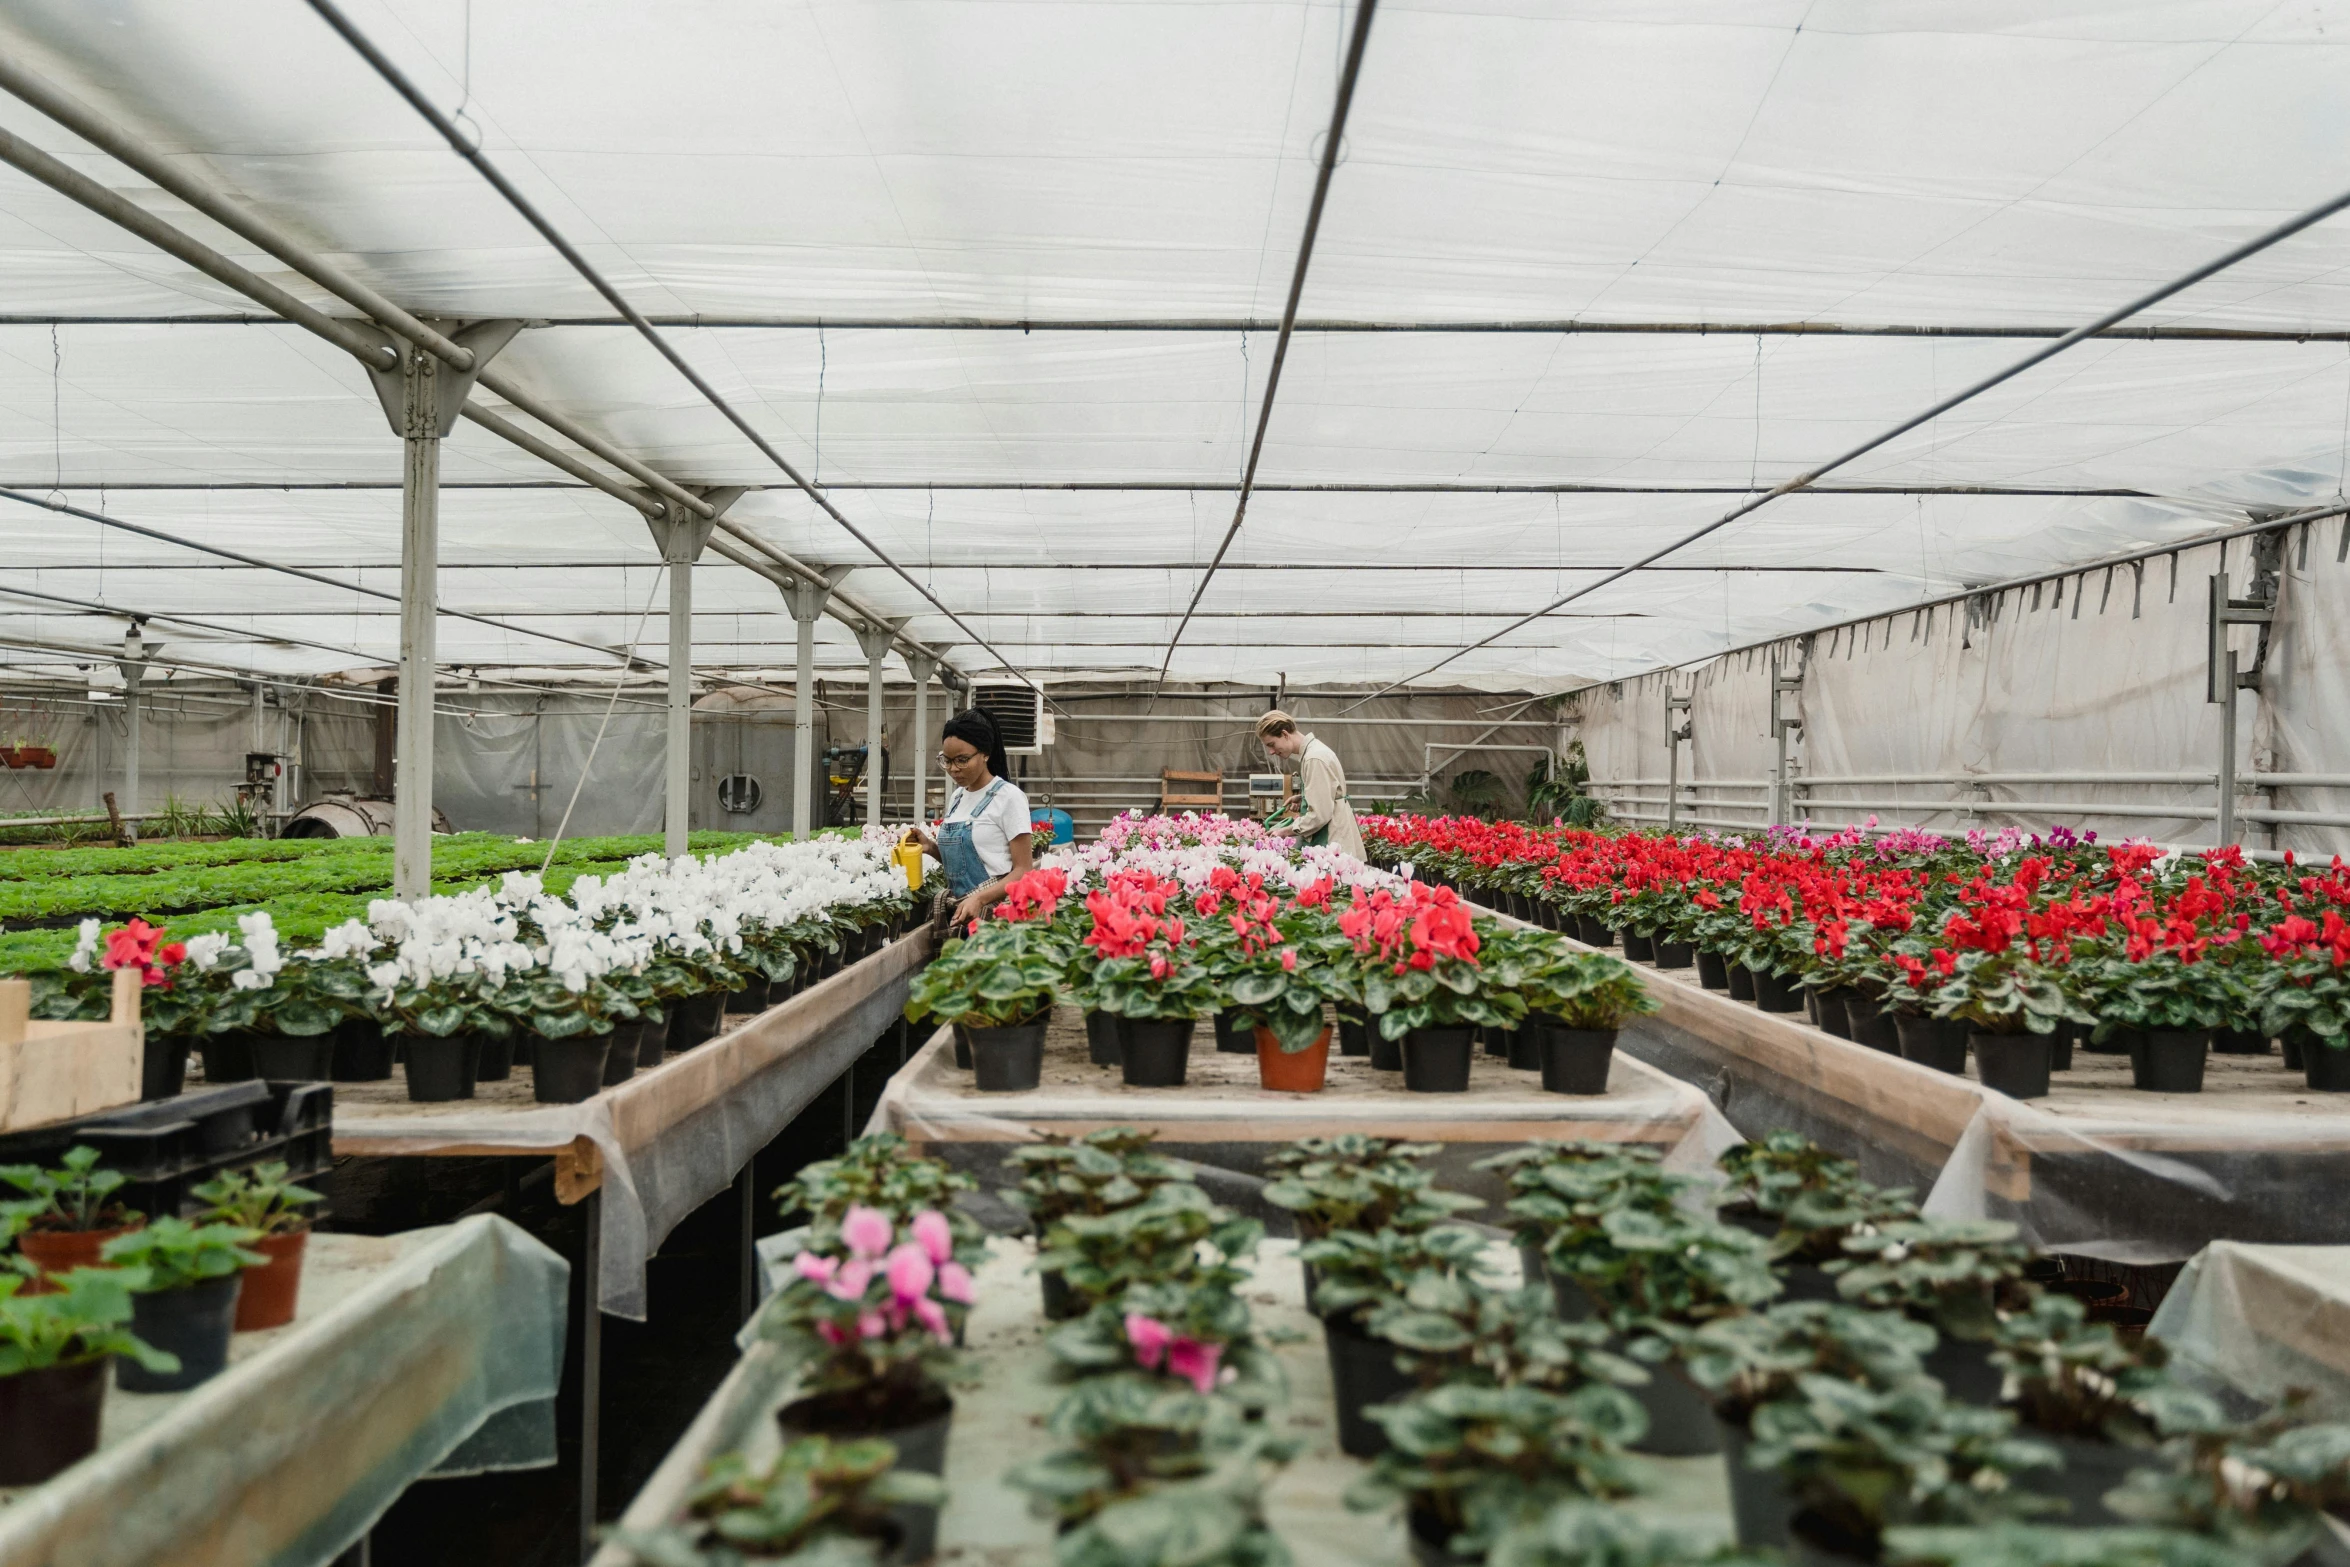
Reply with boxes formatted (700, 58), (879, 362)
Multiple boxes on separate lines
(0, 1080), (333, 1218)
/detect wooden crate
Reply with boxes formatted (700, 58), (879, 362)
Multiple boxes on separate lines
(1159, 769), (1225, 811)
(0, 970), (144, 1133)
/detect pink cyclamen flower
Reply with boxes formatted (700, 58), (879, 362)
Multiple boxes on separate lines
(1279, 948), (1297, 972)
(842, 1205), (893, 1259)
(1166, 1337), (1225, 1395)
(912, 1210), (953, 1265)
(792, 1251), (838, 1286)
(827, 1258), (874, 1302)
(912, 1296), (951, 1342)
(938, 1262), (976, 1305)
(858, 1310), (888, 1340)
(1125, 1313), (1173, 1370)
(1148, 954), (1170, 980)
(887, 1243), (936, 1302)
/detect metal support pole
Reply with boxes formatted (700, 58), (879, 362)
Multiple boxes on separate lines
(578, 1189), (602, 1565)
(2218, 649), (2240, 849)
(2207, 570), (2272, 852)
(784, 569), (850, 840)
(738, 1161), (757, 1325)
(1665, 690), (1692, 833)
(908, 653), (937, 822)
(641, 489), (734, 858)
(121, 669), (142, 843)
(1767, 658), (1803, 829)
(394, 351), (440, 900)
(856, 622), (899, 829)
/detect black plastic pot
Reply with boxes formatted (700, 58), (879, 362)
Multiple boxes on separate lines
(1652, 940), (1695, 970)
(1324, 1313), (1415, 1458)
(1576, 916), (1614, 948)
(1895, 1013), (1969, 1075)
(1336, 1015), (1372, 1057)
(2128, 1029), (2210, 1093)
(735, 978), (772, 1015)
(1844, 996), (1901, 1055)
(2283, 1029), (2307, 1071)
(1812, 986), (1860, 1040)
(403, 1034), (482, 1101)
(1696, 949), (1731, 991)
(1925, 1329), (2004, 1405)
(1726, 963), (1756, 1001)
(0, 1359), (108, 1483)
(1400, 1026), (1474, 1092)
(1121, 1019), (1193, 1087)
(1972, 1032), (2052, 1099)
(1212, 1008), (1255, 1054)
(1406, 1507), (1456, 1567)
(1534, 1023), (1615, 1095)
(1505, 1023), (1542, 1072)
(671, 992), (727, 1050)
(638, 1013), (671, 1068)
(2082, 1024), (2131, 1055)
(778, 1392), (953, 1562)
(1751, 967), (1804, 1013)
(1083, 1010), (1123, 1066)
(475, 1033), (516, 1082)
(601, 1024), (642, 1085)
(2050, 1021), (2079, 1072)
(141, 1037), (189, 1102)
(1632, 1358), (1722, 1456)
(121, 1273), (242, 1393)
(1720, 1417), (1794, 1547)
(1040, 1269), (1080, 1321)
(198, 1033), (256, 1084)
(1621, 931), (1657, 963)
(951, 1025), (972, 1070)
(1369, 1024), (1404, 1072)
(2213, 1027), (2270, 1056)
(2016, 1432), (2163, 1526)
(969, 1020), (1048, 1091)
(329, 1018), (396, 1082)
(2305, 1038), (2350, 1092)
(532, 1036), (612, 1103)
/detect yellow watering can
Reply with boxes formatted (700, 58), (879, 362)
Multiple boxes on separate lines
(892, 834), (926, 892)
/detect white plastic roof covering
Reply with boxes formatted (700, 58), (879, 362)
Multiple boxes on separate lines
(3, 1), (2350, 691)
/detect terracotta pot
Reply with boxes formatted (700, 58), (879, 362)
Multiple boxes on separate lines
(1254, 1026), (1329, 1092)
(234, 1229), (309, 1331)
(0, 747), (21, 769)
(20, 746), (54, 770)
(19, 1223), (141, 1293)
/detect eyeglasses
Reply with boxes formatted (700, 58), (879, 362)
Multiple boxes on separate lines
(938, 750), (983, 767)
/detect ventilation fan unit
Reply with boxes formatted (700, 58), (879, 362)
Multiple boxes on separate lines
(971, 683), (1048, 755)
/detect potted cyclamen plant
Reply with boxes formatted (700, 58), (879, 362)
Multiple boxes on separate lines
(766, 1205), (974, 1561)
(1926, 936), (2088, 1101)
(193, 1162), (323, 1331)
(1071, 872), (1223, 1088)
(903, 868), (1072, 1092)
(101, 1216), (264, 1392)
(0, 1146), (142, 1285)
(1504, 945), (1656, 1095)
(2255, 911), (2350, 1092)
(2077, 944), (2237, 1095)
(606, 1435), (947, 1566)
(1004, 1129), (1189, 1319)
(1213, 881), (1348, 1093)
(0, 1266), (177, 1484)
(1345, 884), (1523, 1093)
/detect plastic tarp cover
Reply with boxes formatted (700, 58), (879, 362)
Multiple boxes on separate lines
(0, 1217), (567, 1567)
(1580, 530), (2350, 855)
(333, 930), (926, 1319)
(9, 7), (2350, 688)
(593, 1235), (1732, 1567)
(867, 1011), (1740, 1214)
(2149, 1243), (2350, 1423)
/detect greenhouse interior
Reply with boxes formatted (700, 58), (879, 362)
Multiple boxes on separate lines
(2, 4), (2350, 1566)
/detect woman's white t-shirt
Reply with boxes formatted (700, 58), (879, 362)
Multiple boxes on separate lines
(943, 778), (1033, 877)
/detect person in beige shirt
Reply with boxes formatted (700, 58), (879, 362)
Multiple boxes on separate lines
(1256, 710), (1363, 861)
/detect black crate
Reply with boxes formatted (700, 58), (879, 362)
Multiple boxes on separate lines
(0, 1080), (332, 1220)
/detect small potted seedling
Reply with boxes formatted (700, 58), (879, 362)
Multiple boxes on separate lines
(0, 1146), (144, 1288)
(194, 1162), (323, 1331)
(101, 1217), (263, 1392)
(604, 1435), (947, 1565)
(0, 1266), (176, 1483)
(19, 734), (55, 770)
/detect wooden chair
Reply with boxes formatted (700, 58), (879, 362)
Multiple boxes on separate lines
(1159, 769), (1224, 813)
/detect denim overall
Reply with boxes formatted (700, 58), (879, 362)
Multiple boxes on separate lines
(939, 778), (1008, 900)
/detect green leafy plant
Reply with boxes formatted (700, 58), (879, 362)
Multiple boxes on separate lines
(1931, 947), (2091, 1037)
(1345, 1382), (1647, 1558)
(1038, 1184), (1262, 1314)
(1669, 1301), (1940, 1427)
(1045, 1277), (1287, 1415)
(904, 920), (1069, 1029)
(1716, 1131), (1920, 1270)
(1489, 1500), (1772, 1567)
(1041, 1426), (1297, 1567)
(2103, 1413), (2350, 1564)
(1489, 937), (1657, 1032)
(1261, 1136), (1482, 1240)
(604, 1435), (947, 1567)
(1008, 1372), (1286, 1529)
(0, 1145), (138, 1235)
(0, 1266), (178, 1378)
(1004, 1129), (1189, 1237)
(102, 1217), (264, 1292)
(1833, 1217), (2037, 1348)
(780, 1134), (982, 1266)
(1881, 1523), (2247, 1567)
(192, 1162), (323, 1237)
(1994, 1295), (2223, 1446)
(1364, 1280), (1648, 1397)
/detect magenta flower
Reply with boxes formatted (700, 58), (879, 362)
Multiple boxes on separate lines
(912, 1210), (953, 1265)
(792, 1251), (838, 1286)
(857, 1309), (887, 1340)
(1166, 1337), (1225, 1394)
(887, 1243), (936, 1302)
(911, 1296), (951, 1342)
(815, 1319), (849, 1347)
(1125, 1313), (1173, 1370)
(826, 1258), (874, 1302)
(841, 1205), (893, 1259)
(938, 1261), (976, 1305)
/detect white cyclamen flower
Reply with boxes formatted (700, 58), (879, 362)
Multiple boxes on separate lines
(67, 918), (99, 974)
